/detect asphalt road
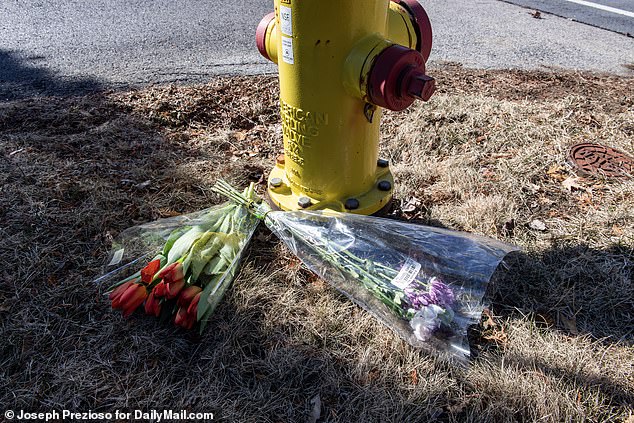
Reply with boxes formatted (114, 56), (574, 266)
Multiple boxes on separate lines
(1, 0), (633, 99)
(502, 0), (634, 35)
(0, 0), (273, 98)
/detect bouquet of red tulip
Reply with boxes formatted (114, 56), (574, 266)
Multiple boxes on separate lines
(98, 185), (260, 332)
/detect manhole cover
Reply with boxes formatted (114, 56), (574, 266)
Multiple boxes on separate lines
(568, 143), (633, 179)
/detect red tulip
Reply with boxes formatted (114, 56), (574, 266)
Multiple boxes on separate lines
(158, 262), (185, 284)
(174, 306), (196, 330)
(156, 262), (186, 299)
(187, 292), (202, 316)
(174, 306), (187, 327)
(153, 278), (184, 299)
(116, 283), (148, 318)
(174, 290), (201, 330)
(110, 280), (134, 309)
(141, 259), (162, 284)
(166, 279), (185, 299)
(153, 281), (168, 297)
(144, 291), (161, 317)
(177, 286), (202, 308)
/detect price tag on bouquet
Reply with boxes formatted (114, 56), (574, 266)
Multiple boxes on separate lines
(390, 257), (422, 289)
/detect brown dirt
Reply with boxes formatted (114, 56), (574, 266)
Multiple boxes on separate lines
(1, 66), (633, 422)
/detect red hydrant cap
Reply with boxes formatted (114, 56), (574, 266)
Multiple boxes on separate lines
(256, 12), (276, 61)
(367, 44), (435, 111)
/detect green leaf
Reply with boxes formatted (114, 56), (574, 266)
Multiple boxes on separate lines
(158, 299), (177, 324)
(199, 234), (239, 277)
(197, 255), (240, 322)
(198, 305), (215, 333)
(197, 204), (235, 229)
(203, 255), (229, 275)
(108, 270), (141, 292)
(162, 226), (191, 256)
(217, 211), (233, 234)
(167, 226), (205, 264)
(188, 233), (225, 281)
(181, 231), (212, 275)
(198, 275), (228, 321)
(218, 233), (240, 262)
(197, 273), (223, 320)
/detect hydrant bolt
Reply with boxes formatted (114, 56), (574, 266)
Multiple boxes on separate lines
(377, 158), (389, 168)
(270, 177), (283, 188)
(298, 197), (312, 208)
(378, 180), (392, 191)
(345, 198), (360, 210)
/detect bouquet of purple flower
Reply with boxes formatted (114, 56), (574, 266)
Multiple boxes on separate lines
(213, 180), (517, 360)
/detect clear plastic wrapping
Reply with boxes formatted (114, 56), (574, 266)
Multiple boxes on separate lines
(263, 210), (518, 360)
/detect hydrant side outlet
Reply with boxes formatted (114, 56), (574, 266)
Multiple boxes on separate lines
(256, 12), (276, 62)
(256, 12), (278, 63)
(258, 0), (434, 215)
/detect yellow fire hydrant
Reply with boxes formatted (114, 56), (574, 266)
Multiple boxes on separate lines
(256, 0), (435, 215)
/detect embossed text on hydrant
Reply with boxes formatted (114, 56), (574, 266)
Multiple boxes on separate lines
(280, 99), (329, 167)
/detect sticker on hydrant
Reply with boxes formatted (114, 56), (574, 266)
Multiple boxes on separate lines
(282, 37), (294, 64)
(280, 6), (293, 36)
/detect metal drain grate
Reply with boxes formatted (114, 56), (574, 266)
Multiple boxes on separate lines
(568, 143), (633, 179)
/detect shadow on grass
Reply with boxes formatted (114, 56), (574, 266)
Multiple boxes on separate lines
(0, 67), (321, 421)
(492, 245), (634, 343)
(0, 49), (104, 100)
(506, 349), (634, 409)
(0, 84), (265, 418)
(458, 243), (634, 419)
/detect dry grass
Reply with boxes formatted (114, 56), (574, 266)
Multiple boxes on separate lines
(1, 66), (633, 422)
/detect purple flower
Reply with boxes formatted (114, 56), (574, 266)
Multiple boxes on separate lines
(410, 304), (444, 341)
(404, 287), (432, 309)
(404, 277), (454, 309)
(428, 277), (455, 307)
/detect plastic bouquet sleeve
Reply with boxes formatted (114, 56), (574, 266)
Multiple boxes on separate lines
(265, 210), (518, 360)
(96, 191), (260, 332)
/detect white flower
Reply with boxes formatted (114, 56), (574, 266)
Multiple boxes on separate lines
(410, 304), (444, 341)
